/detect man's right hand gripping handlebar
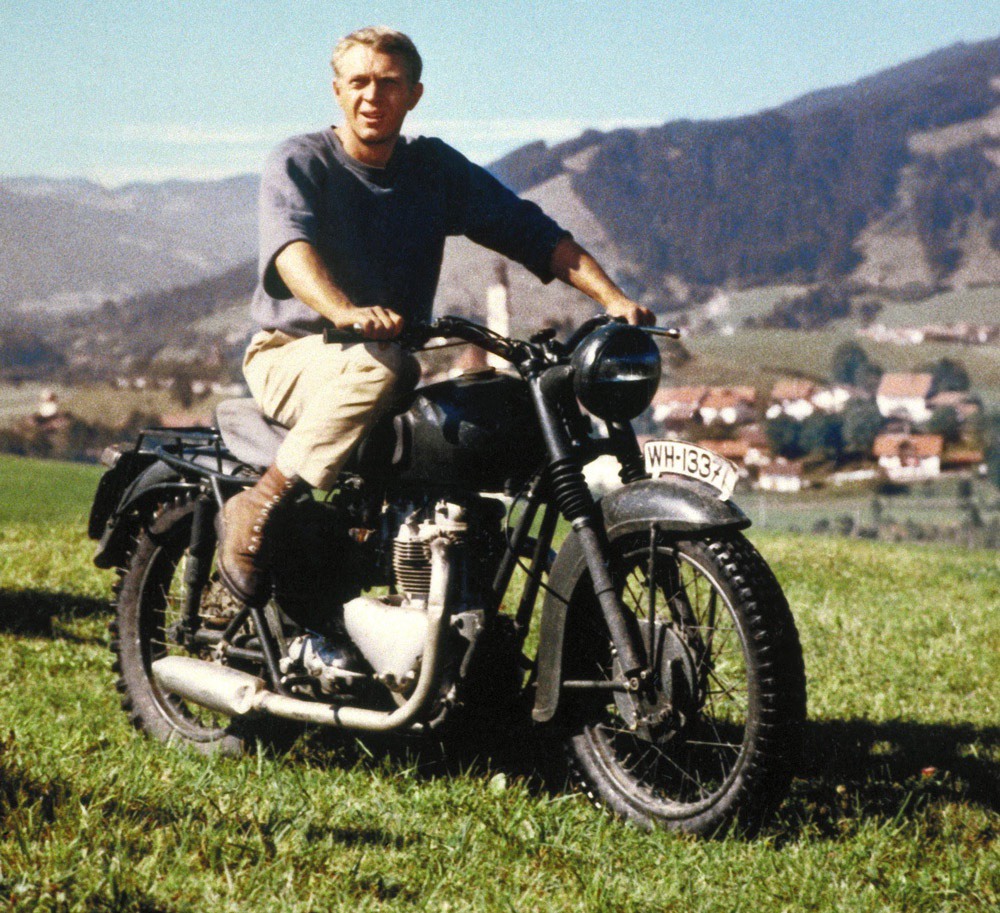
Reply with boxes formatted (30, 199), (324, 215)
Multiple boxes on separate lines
(330, 305), (406, 341)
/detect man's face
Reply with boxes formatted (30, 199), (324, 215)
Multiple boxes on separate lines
(333, 45), (423, 155)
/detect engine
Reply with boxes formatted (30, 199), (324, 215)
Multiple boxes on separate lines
(343, 496), (505, 693)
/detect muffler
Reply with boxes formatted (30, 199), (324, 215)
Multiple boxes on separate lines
(151, 537), (452, 732)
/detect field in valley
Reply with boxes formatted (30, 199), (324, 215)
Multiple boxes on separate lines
(0, 453), (997, 911)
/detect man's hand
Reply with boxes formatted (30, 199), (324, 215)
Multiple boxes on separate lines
(275, 241), (404, 340)
(332, 305), (405, 341)
(603, 296), (655, 327)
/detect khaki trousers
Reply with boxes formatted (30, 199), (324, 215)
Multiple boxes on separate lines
(242, 330), (417, 490)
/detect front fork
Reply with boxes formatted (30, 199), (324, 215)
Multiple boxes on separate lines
(528, 375), (649, 688)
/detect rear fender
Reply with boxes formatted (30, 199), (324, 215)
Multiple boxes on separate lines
(531, 477), (750, 723)
(92, 459), (198, 569)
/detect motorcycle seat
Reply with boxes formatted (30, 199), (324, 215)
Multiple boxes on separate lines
(215, 398), (287, 469)
(215, 397), (408, 477)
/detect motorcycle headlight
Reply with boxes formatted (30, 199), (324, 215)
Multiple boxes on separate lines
(571, 323), (662, 421)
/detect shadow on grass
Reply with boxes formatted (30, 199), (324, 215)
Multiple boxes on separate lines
(294, 714), (1000, 841)
(0, 588), (110, 639)
(776, 717), (1000, 840)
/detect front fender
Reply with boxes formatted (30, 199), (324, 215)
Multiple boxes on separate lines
(531, 477), (750, 723)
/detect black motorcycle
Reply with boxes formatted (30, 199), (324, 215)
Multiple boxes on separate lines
(88, 314), (805, 836)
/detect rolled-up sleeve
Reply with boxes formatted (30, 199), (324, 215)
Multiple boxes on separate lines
(445, 145), (570, 283)
(258, 140), (323, 299)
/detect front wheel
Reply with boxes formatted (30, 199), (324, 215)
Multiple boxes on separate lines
(563, 531), (805, 836)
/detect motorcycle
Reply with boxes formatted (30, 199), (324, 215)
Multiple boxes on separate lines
(87, 314), (806, 836)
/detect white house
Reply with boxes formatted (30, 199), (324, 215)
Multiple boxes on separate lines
(699, 387), (756, 426)
(652, 386), (708, 426)
(766, 379), (817, 421)
(757, 459), (807, 493)
(811, 384), (855, 414)
(875, 373), (934, 423)
(873, 433), (943, 482)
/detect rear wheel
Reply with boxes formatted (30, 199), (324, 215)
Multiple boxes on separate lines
(111, 499), (276, 755)
(564, 531), (805, 835)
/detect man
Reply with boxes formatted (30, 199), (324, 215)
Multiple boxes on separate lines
(217, 26), (653, 607)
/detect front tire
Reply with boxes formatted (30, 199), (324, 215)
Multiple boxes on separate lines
(564, 531), (805, 836)
(110, 499), (271, 755)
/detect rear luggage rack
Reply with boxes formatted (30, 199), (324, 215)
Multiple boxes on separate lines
(134, 427), (253, 483)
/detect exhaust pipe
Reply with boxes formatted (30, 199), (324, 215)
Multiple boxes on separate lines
(151, 538), (451, 732)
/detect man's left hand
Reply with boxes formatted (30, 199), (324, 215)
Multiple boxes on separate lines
(605, 297), (656, 327)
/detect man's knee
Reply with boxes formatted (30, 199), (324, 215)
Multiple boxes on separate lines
(357, 343), (420, 397)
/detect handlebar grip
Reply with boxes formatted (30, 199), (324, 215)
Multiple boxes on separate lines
(322, 325), (365, 344)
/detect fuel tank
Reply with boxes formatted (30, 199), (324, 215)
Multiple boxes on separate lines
(371, 371), (546, 493)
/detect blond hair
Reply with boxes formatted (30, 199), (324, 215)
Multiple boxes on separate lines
(332, 26), (422, 85)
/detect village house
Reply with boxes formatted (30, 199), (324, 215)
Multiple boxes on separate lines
(810, 383), (857, 413)
(875, 372), (934, 423)
(858, 322), (999, 346)
(873, 433), (943, 482)
(858, 324), (926, 346)
(737, 424), (773, 467)
(766, 378), (817, 421)
(920, 323), (999, 345)
(757, 459), (807, 493)
(652, 386), (709, 427)
(941, 446), (986, 475)
(699, 386), (756, 426)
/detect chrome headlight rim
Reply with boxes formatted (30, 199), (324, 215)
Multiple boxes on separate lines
(571, 323), (662, 422)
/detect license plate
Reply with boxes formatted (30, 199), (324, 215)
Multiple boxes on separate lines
(643, 440), (739, 500)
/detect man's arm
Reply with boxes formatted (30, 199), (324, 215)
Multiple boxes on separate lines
(550, 237), (654, 326)
(274, 241), (404, 340)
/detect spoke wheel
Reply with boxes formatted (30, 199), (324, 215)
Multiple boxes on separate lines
(110, 499), (271, 755)
(564, 532), (805, 835)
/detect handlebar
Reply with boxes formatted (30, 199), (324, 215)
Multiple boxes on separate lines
(323, 314), (680, 364)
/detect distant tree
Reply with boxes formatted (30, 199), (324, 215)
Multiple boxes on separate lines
(765, 415), (803, 458)
(926, 405), (961, 443)
(831, 341), (870, 385)
(842, 400), (884, 454)
(855, 300), (883, 327)
(831, 341), (883, 392)
(800, 412), (844, 460)
(926, 357), (970, 394)
(854, 360), (884, 395)
(761, 285), (851, 330)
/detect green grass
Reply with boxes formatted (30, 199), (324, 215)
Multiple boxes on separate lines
(1, 456), (998, 912)
(0, 455), (103, 525)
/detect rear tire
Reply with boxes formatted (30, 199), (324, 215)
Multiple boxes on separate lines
(111, 499), (276, 755)
(564, 531), (805, 836)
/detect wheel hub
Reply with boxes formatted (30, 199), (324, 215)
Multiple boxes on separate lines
(613, 624), (701, 742)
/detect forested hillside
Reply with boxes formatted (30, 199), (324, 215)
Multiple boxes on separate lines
(492, 37), (1000, 300)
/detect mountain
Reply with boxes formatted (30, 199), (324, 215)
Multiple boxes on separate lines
(490, 37), (1000, 302)
(0, 175), (258, 311)
(3, 36), (1000, 360)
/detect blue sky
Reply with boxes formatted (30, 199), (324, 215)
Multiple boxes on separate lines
(2, 0), (999, 186)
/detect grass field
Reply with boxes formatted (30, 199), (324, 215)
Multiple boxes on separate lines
(1, 453), (998, 911)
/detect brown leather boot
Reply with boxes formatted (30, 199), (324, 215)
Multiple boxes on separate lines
(216, 464), (301, 606)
